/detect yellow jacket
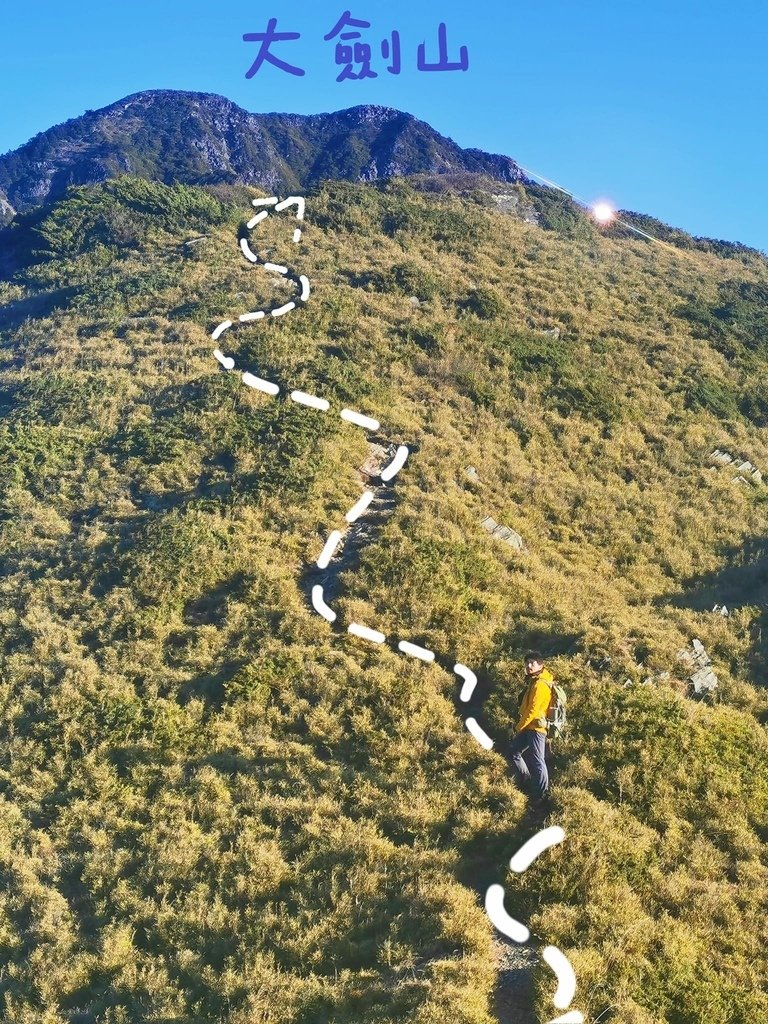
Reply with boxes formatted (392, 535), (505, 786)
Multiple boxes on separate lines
(516, 668), (554, 734)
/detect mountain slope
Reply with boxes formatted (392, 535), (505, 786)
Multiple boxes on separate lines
(0, 90), (524, 214)
(0, 175), (767, 1023)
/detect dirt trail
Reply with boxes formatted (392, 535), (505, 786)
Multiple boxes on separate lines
(493, 937), (539, 1023)
(301, 442), (540, 1024)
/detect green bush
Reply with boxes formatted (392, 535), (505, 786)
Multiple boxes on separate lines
(28, 176), (226, 260)
(679, 364), (740, 420)
(739, 375), (768, 426)
(522, 182), (596, 240)
(390, 260), (440, 298)
(459, 286), (506, 320)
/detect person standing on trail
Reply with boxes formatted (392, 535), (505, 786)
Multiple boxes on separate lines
(510, 652), (554, 805)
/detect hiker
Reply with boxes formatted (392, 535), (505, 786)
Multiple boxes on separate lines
(509, 651), (555, 804)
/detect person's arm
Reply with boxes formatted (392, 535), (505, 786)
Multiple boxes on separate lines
(516, 679), (551, 732)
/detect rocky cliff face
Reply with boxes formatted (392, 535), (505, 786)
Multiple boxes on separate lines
(0, 90), (524, 215)
(0, 187), (14, 225)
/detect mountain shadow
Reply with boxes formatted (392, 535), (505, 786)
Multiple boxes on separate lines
(662, 533), (768, 687)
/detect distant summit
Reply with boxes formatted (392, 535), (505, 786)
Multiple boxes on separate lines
(0, 89), (525, 214)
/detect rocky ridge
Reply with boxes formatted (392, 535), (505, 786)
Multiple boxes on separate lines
(0, 90), (525, 214)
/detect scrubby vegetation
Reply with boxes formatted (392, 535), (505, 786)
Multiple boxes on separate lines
(0, 174), (767, 1024)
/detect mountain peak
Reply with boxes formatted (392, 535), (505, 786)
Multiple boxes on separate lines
(103, 88), (247, 113)
(0, 90), (522, 215)
(332, 103), (411, 120)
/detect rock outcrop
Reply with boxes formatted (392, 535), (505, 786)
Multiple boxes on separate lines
(0, 187), (14, 225)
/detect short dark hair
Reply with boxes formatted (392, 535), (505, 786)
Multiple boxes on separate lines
(524, 651), (544, 664)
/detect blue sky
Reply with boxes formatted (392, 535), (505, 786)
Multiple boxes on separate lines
(3, 0), (767, 250)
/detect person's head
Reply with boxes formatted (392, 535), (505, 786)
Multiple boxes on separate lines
(524, 651), (544, 676)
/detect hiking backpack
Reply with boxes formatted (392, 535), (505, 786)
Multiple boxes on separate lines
(546, 682), (568, 740)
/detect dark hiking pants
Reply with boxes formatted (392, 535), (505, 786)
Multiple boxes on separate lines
(510, 729), (549, 799)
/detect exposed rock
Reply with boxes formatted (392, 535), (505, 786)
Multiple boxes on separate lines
(708, 448), (763, 485)
(491, 193), (520, 214)
(0, 188), (14, 225)
(690, 666), (719, 694)
(481, 516), (525, 550)
(709, 449), (734, 465)
(491, 192), (541, 227)
(677, 638), (718, 695)
(692, 638), (710, 662)
(643, 671), (671, 685)
(359, 443), (391, 478)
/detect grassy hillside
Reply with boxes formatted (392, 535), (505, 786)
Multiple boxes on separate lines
(0, 175), (767, 1024)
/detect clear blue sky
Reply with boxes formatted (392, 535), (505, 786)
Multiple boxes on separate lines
(3, 0), (767, 250)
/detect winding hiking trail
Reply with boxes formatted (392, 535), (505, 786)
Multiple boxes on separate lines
(210, 194), (583, 1024)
